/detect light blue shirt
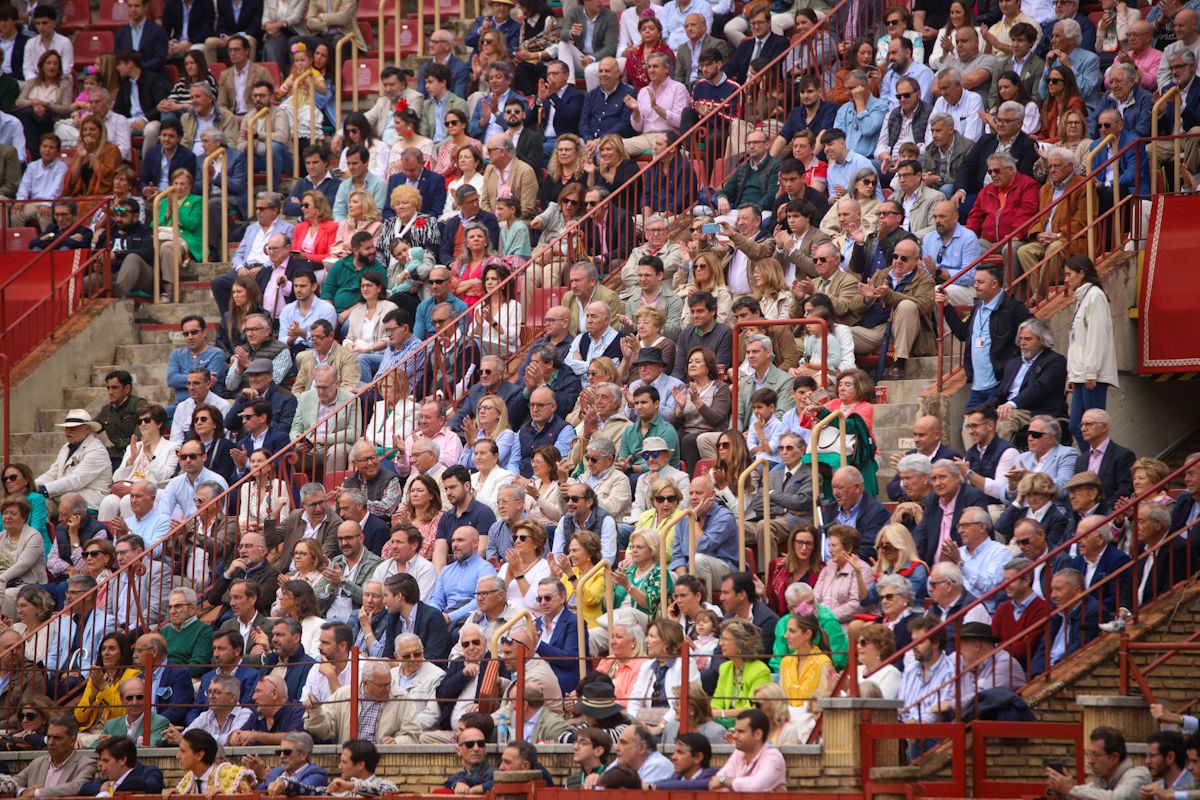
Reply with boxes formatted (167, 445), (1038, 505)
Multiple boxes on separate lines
(125, 508), (173, 554)
(1049, 611), (1069, 667)
(179, 1), (191, 40)
(158, 148), (173, 189)
(332, 173), (388, 221)
(376, 331), (427, 388)
(428, 554), (497, 623)
(746, 415), (785, 465)
(581, 11), (597, 55)
(156, 468), (229, 520)
(880, 61), (935, 111)
(129, 79), (145, 121)
(658, 0), (712, 50)
(669, 501), (738, 571)
(833, 94), (889, 158)
(1043, 179), (1070, 232)
(1005, 350), (1042, 403)
(278, 297), (338, 348)
(959, 537), (1011, 612)
(1039, 47), (1101, 116)
(130, 19), (144, 48)
(433, 95), (449, 143)
(969, 292), (1002, 391)
(15, 158), (67, 201)
(899, 651), (956, 723)
(825, 150), (880, 200)
(458, 428), (520, 473)
(922, 224), (981, 286)
(1010, 591), (1037, 620)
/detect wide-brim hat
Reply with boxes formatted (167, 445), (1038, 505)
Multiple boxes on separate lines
(1065, 471), (1102, 491)
(574, 682), (629, 722)
(958, 622), (999, 643)
(55, 409), (102, 433)
(641, 436), (670, 452)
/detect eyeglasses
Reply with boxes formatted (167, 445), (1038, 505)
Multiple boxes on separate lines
(476, 588), (502, 597)
(535, 594), (556, 603)
(717, 442), (732, 450)
(895, 91), (915, 99)
(83, 550), (104, 558)
(585, 200), (599, 207)
(750, 700), (764, 709)
(255, 205), (272, 212)
(461, 639), (484, 648)
(138, 417), (155, 424)
(585, 455), (604, 464)
(447, 118), (463, 126)
(642, 451), (664, 460)
(813, 255), (834, 263)
(886, 17), (903, 24)
(428, 278), (448, 285)
(19, 712), (40, 722)
(654, 495), (679, 503)
(795, 539), (814, 548)
(859, 178), (877, 186)
(878, 592), (899, 601)
(461, 740), (487, 749)
(1098, 122), (1115, 130)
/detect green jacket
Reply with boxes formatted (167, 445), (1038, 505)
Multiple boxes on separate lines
(771, 605), (849, 672)
(157, 193), (204, 260)
(100, 712), (171, 746)
(321, 255), (386, 314)
(712, 659), (772, 725)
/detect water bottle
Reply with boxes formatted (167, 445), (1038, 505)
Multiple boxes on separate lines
(496, 713), (510, 747)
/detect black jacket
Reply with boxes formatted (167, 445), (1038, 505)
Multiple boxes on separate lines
(535, 84), (584, 137)
(96, 222), (153, 270)
(725, 32), (788, 84)
(3, 32), (28, 81)
(163, 0), (216, 45)
(439, 210), (500, 267)
(912, 484), (992, 565)
(30, 223), (93, 251)
(115, 21), (169, 71)
(994, 501), (1071, 547)
(956, 131), (1039, 195)
(512, 126), (545, 172)
(1075, 440), (1135, 502)
(116, 69), (172, 123)
(435, 657), (510, 729)
(214, 0), (264, 42)
(383, 601), (451, 663)
(989, 347), (1067, 418)
(943, 291), (1032, 388)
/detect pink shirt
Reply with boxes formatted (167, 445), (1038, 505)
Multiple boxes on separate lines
(1087, 437), (1109, 473)
(632, 78), (689, 134)
(937, 491), (958, 559)
(715, 745), (787, 792)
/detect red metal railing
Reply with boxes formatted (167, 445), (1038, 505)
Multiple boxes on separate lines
(872, 456), (1197, 723)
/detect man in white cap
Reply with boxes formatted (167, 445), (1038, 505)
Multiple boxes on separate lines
(35, 409), (113, 512)
(619, 435), (690, 548)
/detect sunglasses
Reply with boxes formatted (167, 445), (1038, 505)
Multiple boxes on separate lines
(461, 740), (487, 749)
(123, 694), (145, 701)
(1027, 430), (1047, 439)
(895, 91), (914, 99)
(447, 119), (463, 126)
(1047, 77), (1064, 84)
(561, 198), (580, 206)
(987, 168), (1004, 175)
(301, 202), (312, 209)
(19, 712), (40, 722)
(138, 417), (154, 423)
(178, 452), (203, 460)
(893, 254), (914, 263)
(83, 550), (105, 558)
(277, 749), (295, 757)
(513, 534), (530, 542)
(565, 495), (586, 503)
(717, 442), (732, 450)
(642, 451), (664, 460)
(461, 638), (483, 647)
(654, 495), (679, 503)
(878, 593), (898, 601)
(1014, 538), (1032, 546)
(2, 474), (20, 482)
(536, 595), (556, 603)
(585, 455), (604, 463)
(428, 278), (448, 285)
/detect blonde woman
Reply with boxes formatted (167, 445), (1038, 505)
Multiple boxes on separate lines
(753, 682), (803, 745)
(632, 477), (686, 558)
(750, 257), (792, 320)
(677, 251), (733, 327)
(328, 189), (383, 263)
(847, 522), (927, 642)
(611, 528), (672, 623)
(819, 169), (880, 235)
(366, 369), (418, 459)
(273, 538), (330, 605)
(541, 133), (586, 211)
(461, 392), (520, 472)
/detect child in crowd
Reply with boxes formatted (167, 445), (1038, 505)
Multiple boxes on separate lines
(496, 197), (531, 259)
(746, 387), (785, 467)
(780, 376), (818, 445)
(691, 608), (722, 668)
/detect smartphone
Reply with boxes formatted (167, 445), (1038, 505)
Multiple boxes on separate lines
(1043, 758), (1069, 773)
(701, 222), (720, 235)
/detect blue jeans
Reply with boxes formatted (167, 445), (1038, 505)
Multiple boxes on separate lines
(966, 388), (996, 412)
(359, 351), (384, 383)
(253, 143), (294, 191)
(1070, 382), (1109, 449)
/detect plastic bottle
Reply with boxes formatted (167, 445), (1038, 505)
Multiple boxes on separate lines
(496, 713), (510, 747)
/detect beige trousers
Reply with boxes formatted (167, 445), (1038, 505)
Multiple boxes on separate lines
(849, 298), (921, 359)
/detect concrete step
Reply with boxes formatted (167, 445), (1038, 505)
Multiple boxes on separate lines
(115, 343), (177, 363)
(188, 262), (232, 281)
(873, 424), (915, 459)
(134, 302), (219, 325)
(872, 401), (920, 430)
(35, 408), (72, 433)
(875, 377), (932, 405)
(137, 322), (218, 346)
(90, 363), (168, 388)
(900, 356), (939, 380)
(9, 431), (67, 459)
(63, 384), (177, 409)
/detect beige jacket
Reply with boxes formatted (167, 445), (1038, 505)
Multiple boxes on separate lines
(304, 0), (366, 50)
(303, 682), (422, 743)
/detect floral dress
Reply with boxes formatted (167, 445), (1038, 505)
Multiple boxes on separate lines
(611, 562), (673, 620)
(624, 42), (675, 92)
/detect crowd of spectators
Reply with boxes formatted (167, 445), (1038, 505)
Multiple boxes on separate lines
(0, 0), (1198, 782)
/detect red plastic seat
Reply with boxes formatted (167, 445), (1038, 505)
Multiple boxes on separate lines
(376, 18), (419, 57)
(323, 470), (353, 491)
(59, 0), (91, 31)
(74, 32), (114, 67)
(421, 0), (460, 18)
(208, 63), (225, 81)
(693, 458), (714, 478)
(358, 20), (375, 51)
(357, 0), (380, 18)
(164, 63), (179, 84)
(5, 228), (38, 251)
(525, 287), (563, 327)
(95, 0), (130, 29)
(256, 61), (281, 87)
(341, 60), (381, 102)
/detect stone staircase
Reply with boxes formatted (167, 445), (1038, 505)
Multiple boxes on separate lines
(6, 262), (226, 475)
(869, 355), (939, 496)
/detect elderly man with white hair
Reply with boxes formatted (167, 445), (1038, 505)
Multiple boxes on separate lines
(990, 318), (1068, 442)
(1095, 61), (1153, 138)
(769, 580), (850, 671)
(1015, 146), (1090, 301)
(565, 300), (624, 385)
(1065, 514), (1131, 619)
(1075, 408), (1136, 503)
(391, 632), (447, 729)
(912, 458), (990, 566)
(304, 658), (422, 744)
(931, 67), (984, 140)
(669, 475), (738, 595)
(1040, 18), (1101, 112)
(891, 452), (934, 526)
(927, 561), (994, 641)
(937, 507), (1011, 612)
(481, 133), (538, 219)
(1003, 414), (1076, 500)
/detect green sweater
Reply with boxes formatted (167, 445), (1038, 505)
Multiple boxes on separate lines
(771, 605), (849, 672)
(321, 255), (386, 313)
(157, 194), (204, 260)
(163, 617), (214, 679)
(712, 659), (773, 727)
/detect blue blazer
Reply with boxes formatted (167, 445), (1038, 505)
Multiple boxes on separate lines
(1170, 492), (1199, 537)
(224, 385), (297, 437)
(385, 169), (447, 219)
(1159, 79), (1200, 134)
(439, 210), (500, 266)
(362, 512), (390, 556)
(821, 493), (893, 560)
(259, 648), (317, 702)
(214, 0), (264, 41)
(417, 55), (471, 101)
(535, 85), (585, 137)
(1075, 440), (1135, 503)
(725, 31), (789, 83)
(140, 144), (198, 192)
(382, 601), (450, 662)
(115, 21), (169, 72)
(188, 665), (260, 723)
(198, 146), (249, 216)
(163, 0), (216, 45)
(1093, 86), (1153, 139)
(1029, 594), (1100, 677)
(536, 608), (585, 695)
(154, 662), (196, 726)
(260, 763), (328, 791)
(233, 426), (290, 467)
(1066, 544), (1131, 619)
(1089, 129), (1150, 196)
(4, 32), (27, 81)
(467, 88), (528, 139)
(911, 484), (992, 566)
(80, 763), (165, 795)
(995, 502), (1072, 548)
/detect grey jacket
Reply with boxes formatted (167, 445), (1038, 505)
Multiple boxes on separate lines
(559, 5), (619, 61)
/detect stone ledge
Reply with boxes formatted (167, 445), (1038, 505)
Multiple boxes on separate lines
(1075, 695), (1149, 708)
(818, 697), (904, 711)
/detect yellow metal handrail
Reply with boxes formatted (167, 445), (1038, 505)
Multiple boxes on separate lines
(291, 71), (318, 170)
(151, 188), (180, 304)
(1151, 86), (1182, 195)
(736, 457), (771, 572)
(333, 30), (359, 129)
(489, 608), (535, 657)
(245, 105), (275, 202)
(576, 560), (613, 678)
(1084, 134), (1120, 255)
(377, 0), (394, 78)
(809, 409), (848, 525)
(200, 146), (228, 266)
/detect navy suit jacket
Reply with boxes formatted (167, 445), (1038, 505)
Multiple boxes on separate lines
(116, 70), (172, 123)
(535, 85), (585, 137)
(417, 56), (470, 101)
(232, 426), (291, 478)
(1160, 79), (1200, 134)
(79, 763), (165, 795)
(154, 662), (196, 726)
(3, 32), (27, 81)
(202, 146), (249, 217)
(537, 608), (584, 695)
(821, 493), (892, 560)
(54, 517), (109, 564)
(439, 210), (501, 266)
(163, 0), (216, 45)
(886, 443), (961, 501)
(1140, 535), (1190, 606)
(386, 169), (447, 219)
(362, 512), (389, 556)
(449, 379), (521, 430)
(259, 648), (317, 702)
(115, 21), (169, 72)
(1066, 544), (1130, 619)
(1074, 440), (1135, 502)
(995, 502), (1072, 548)
(214, 0), (264, 41)
(1090, 129), (1150, 196)
(139, 145), (198, 192)
(507, 367), (583, 428)
(989, 348), (1067, 419)
(725, 32), (789, 84)
(383, 601), (450, 662)
(1171, 492), (1199, 538)
(187, 665), (260, 723)
(912, 484), (992, 566)
(224, 386), (298, 437)
(259, 763), (328, 791)
(1029, 594), (1100, 677)
(1094, 86), (1154, 138)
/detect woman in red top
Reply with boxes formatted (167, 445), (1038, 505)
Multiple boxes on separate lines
(766, 523), (823, 615)
(624, 15), (674, 93)
(449, 223), (501, 306)
(291, 191), (339, 269)
(1039, 65), (1085, 142)
(824, 368), (875, 436)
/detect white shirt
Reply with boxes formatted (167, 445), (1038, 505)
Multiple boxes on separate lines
(171, 392), (233, 443)
(371, 553), (436, 601)
(23, 32), (73, 80)
(239, 222), (275, 268)
(16, 158), (67, 201)
(300, 660), (352, 704)
(931, 91), (984, 141)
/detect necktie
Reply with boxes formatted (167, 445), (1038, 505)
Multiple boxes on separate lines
(782, 471), (793, 490)
(752, 38), (763, 59)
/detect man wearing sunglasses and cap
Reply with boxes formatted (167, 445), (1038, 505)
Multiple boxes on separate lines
(619, 435), (690, 547)
(97, 200), (155, 300)
(34, 409), (113, 513)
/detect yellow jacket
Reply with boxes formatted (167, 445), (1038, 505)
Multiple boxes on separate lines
(74, 667), (140, 730)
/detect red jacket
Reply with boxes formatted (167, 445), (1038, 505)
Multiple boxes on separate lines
(992, 593), (1050, 670)
(966, 171), (1041, 244)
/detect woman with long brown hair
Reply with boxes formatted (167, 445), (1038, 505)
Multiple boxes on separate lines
(667, 347), (732, 473)
(395, 473), (443, 559)
(217, 274), (265, 355)
(766, 524), (822, 615)
(13, 51), (72, 146)
(63, 116), (122, 195)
